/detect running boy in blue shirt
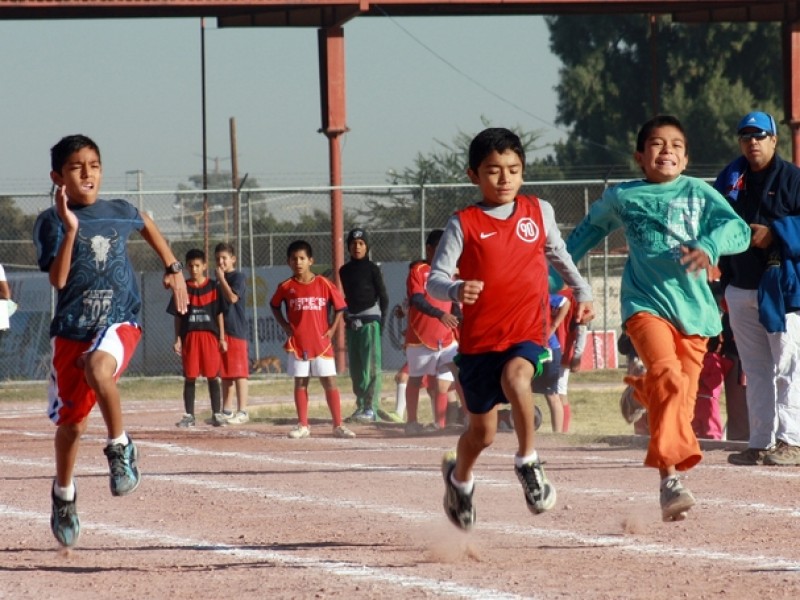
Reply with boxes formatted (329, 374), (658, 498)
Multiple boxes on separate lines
(34, 134), (188, 547)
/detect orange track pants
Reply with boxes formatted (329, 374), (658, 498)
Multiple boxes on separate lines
(624, 312), (707, 471)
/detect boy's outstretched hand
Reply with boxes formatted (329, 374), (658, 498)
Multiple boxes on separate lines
(163, 273), (189, 314)
(54, 186), (78, 233)
(679, 245), (711, 274)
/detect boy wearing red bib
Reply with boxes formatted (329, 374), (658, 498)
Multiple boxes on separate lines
(427, 128), (594, 530)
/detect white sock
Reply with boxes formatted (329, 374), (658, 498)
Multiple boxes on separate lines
(54, 481), (75, 502)
(515, 451), (539, 467)
(395, 382), (407, 416)
(107, 432), (129, 447)
(449, 471), (475, 495)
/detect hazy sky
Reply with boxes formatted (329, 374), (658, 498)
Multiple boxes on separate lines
(0, 15), (563, 194)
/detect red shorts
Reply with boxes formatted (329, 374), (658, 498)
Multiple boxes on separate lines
(48, 322), (142, 426)
(220, 335), (249, 379)
(182, 330), (221, 379)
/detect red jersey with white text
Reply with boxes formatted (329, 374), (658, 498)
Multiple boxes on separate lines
(457, 195), (549, 353)
(405, 260), (457, 350)
(270, 274), (347, 359)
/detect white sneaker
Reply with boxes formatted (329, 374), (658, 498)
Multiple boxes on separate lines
(287, 425), (310, 439)
(227, 411), (249, 425)
(333, 425), (356, 439)
(212, 413), (228, 427)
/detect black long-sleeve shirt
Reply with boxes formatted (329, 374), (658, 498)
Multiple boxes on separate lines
(339, 257), (389, 325)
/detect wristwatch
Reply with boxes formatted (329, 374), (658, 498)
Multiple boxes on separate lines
(165, 261), (184, 274)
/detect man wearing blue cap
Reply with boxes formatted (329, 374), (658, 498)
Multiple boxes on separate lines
(715, 111), (800, 466)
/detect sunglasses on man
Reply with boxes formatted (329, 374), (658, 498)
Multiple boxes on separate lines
(738, 131), (772, 142)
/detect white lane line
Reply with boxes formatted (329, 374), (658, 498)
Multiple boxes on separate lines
(0, 504), (533, 600)
(143, 474), (800, 572)
(4, 435), (800, 572)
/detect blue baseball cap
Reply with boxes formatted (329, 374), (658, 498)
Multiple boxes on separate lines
(737, 111), (777, 135)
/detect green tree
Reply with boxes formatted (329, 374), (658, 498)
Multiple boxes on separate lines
(546, 15), (787, 175)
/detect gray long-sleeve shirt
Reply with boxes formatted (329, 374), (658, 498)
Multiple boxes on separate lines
(427, 198), (592, 304)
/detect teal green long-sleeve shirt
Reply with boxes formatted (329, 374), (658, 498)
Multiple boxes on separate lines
(566, 175), (750, 337)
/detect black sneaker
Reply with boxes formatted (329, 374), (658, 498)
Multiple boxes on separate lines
(103, 437), (141, 497)
(727, 447), (769, 466)
(441, 451), (475, 530)
(515, 457), (557, 514)
(51, 482), (80, 547)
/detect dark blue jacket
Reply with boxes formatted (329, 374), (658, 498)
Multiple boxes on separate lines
(715, 154), (800, 332)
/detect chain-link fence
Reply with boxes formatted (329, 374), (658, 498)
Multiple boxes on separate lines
(1, 180), (639, 380)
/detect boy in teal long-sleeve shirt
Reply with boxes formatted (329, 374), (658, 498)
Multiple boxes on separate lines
(566, 115), (750, 522)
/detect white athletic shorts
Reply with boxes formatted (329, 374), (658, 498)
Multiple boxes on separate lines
(406, 341), (457, 380)
(287, 354), (337, 378)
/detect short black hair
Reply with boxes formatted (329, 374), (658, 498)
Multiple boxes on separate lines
(468, 128), (525, 172)
(425, 229), (444, 248)
(636, 115), (687, 153)
(214, 242), (236, 256)
(51, 134), (101, 173)
(287, 239), (313, 258)
(185, 248), (206, 263)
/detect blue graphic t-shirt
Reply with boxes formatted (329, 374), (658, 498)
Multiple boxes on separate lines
(221, 270), (248, 340)
(33, 199), (145, 341)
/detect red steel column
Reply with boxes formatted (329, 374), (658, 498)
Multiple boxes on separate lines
(318, 26), (349, 372)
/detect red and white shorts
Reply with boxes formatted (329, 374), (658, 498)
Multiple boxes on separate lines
(287, 353), (337, 378)
(48, 322), (142, 426)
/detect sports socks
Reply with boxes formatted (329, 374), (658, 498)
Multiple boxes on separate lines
(107, 432), (129, 447)
(562, 403), (571, 432)
(183, 379), (196, 415)
(435, 392), (449, 429)
(395, 381), (407, 417)
(54, 481), (76, 502)
(208, 377), (222, 414)
(449, 471), (475, 495)
(515, 450), (539, 467)
(325, 387), (342, 425)
(294, 388), (309, 426)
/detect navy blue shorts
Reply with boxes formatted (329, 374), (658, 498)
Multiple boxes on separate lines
(533, 347), (562, 394)
(456, 341), (550, 415)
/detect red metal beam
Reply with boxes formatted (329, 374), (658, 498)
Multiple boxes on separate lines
(0, 1), (798, 25)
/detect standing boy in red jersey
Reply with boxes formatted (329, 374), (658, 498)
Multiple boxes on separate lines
(403, 228), (462, 434)
(270, 240), (356, 439)
(427, 127), (594, 530)
(169, 249), (227, 428)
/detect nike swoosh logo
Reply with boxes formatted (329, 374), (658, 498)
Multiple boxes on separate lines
(480, 232), (497, 239)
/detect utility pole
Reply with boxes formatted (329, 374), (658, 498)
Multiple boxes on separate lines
(230, 117), (240, 254)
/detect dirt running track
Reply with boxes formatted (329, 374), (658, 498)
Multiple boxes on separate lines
(1, 394), (799, 600)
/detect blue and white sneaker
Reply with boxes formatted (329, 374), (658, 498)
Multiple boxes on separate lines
(51, 482), (80, 547)
(344, 408), (364, 423)
(354, 409), (377, 423)
(103, 437), (141, 497)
